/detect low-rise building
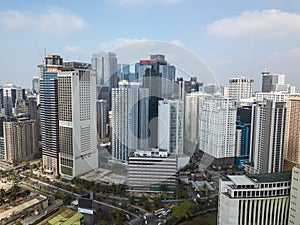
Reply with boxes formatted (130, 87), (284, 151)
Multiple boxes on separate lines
(128, 149), (177, 193)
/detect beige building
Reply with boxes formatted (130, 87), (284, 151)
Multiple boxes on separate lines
(3, 119), (38, 163)
(228, 76), (254, 101)
(285, 97), (300, 165)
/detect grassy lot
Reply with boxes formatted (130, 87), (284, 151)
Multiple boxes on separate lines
(179, 212), (217, 225)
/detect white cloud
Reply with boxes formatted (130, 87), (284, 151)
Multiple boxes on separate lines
(97, 38), (183, 51)
(64, 46), (85, 54)
(206, 9), (300, 38)
(0, 7), (88, 37)
(97, 38), (149, 51)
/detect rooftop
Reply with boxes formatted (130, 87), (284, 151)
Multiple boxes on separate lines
(227, 175), (255, 186)
(247, 171), (292, 183)
(37, 208), (83, 225)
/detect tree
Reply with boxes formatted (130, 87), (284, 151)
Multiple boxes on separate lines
(172, 201), (196, 222)
(63, 193), (72, 205)
(110, 210), (126, 225)
(153, 197), (162, 210)
(159, 184), (168, 193)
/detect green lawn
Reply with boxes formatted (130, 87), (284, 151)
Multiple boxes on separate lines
(179, 212), (217, 225)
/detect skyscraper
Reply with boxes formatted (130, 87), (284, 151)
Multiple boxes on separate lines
(158, 99), (184, 155)
(261, 69), (295, 93)
(3, 118), (38, 163)
(284, 97), (300, 165)
(235, 106), (252, 166)
(58, 62), (98, 179)
(111, 81), (149, 163)
(140, 54), (175, 147)
(261, 69), (284, 92)
(250, 100), (287, 173)
(2, 84), (25, 117)
(184, 92), (209, 148)
(198, 96), (236, 166)
(32, 76), (40, 94)
(228, 76), (254, 101)
(97, 99), (108, 141)
(40, 54), (63, 176)
(91, 52), (118, 109)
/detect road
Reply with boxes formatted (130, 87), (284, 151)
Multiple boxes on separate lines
(21, 175), (144, 224)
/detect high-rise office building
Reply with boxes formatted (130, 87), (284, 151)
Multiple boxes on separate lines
(111, 81), (149, 163)
(97, 99), (108, 141)
(158, 99), (184, 155)
(117, 64), (130, 80)
(91, 52), (118, 109)
(40, 54), (63, 176)
(288, 166), (300, 225)
(91, 52), (118, 87)
(204, 83), (219, 95)
(261, 69), (295, 93)
(2, 84), (25, 117)
(228, 76), (254, 101)
(32, 76), (40, 94)
(250, 100), (287, 174)
(235, 106), (252, 166)
(184, 92), (209, 147)
(140, 54), (175, 147)
(58, 63), (98, 179)
(284, 97), (300, 165)
(3, 118), (38, 163)
(261, 69), (284, 92)
(198, 96), (236, 166)
(0, 137), (4, 159)
(173, 77), (204, 100)
(218, 172), (291, 225)
(26, 96), (37, 120)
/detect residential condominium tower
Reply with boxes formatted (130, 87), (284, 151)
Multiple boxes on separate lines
(158, 99), (184, 155)
(228, 76), (254, 101)
(198, 95), (237, 166)
(4, 118), (38, 163)
(250, 100), (287, 174)
(284, 97), (300, 165)
(111, 81), (149, 163)
(58, 62), (98, 179)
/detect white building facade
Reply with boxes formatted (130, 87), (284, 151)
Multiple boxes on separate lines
(184, 92), (209, 144)
(198, 96), (236, 159)
(218, 172), (291, 225)
(111, 81), (149, 163)
(228, 76), (254, 101)
(158, 99), (184, 155)
(250, 100), (287, 174)
(58, 67), (98, 179)
(128, 149), (177, 192)
(288, 166), (300, 225)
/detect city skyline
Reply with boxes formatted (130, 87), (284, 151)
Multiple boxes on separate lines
(1, 1), (300, 90)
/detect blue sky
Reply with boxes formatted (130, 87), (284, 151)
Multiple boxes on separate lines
(1, 0), (300, 90)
